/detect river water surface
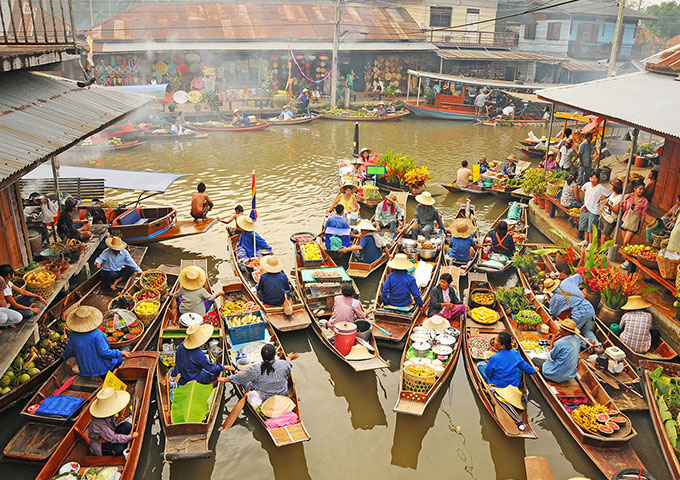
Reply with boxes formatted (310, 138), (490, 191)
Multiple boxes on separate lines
(3, 118), (670, 480)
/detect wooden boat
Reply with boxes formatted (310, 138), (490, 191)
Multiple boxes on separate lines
(34, 352), (158, 480)
(320, 110), (409, 121)
(294, 240), (389, 372)
(228, 232), (311, 331)
(187, 121), (271, 132)
(516, 145), (546, 158)
(346, 219), (415, 279)
(222, 276), (310, 445)
(373, 224), (444, 346)
(464, 272), (537, 439)
(268, 114), (320, 125)
(477, 204), (527, 276)
(74, 140), (147, 152)
(143, 130), (209, 140)
(356, 191), (382, 208)
(441, 182), (519, 200)
(109, 207), (218, 245)
(444, 201), (480, 276)
(405, 101), (477, 121)
(479, 118), (548, 127)
(156, 259), (225, 461)
(394, 266), (463, 415)
(0, 247), (147, 415)
(639, 359), (680, 480)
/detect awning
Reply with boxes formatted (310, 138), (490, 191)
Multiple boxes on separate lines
(407, 70), (558, 91)
(501, 91), (549, 104)
(438, 50), (563, 64)
(553, 112), (593, 123)
(100, 41), (437, 53)
(108, 84), (169, 99)
(24, 165), (187, 192)
(0, 71), (152, 191)
(559, 60), (608, 72)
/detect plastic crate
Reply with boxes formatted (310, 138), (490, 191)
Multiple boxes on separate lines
(300, 242), (323, 267)
(228, 310), (266, 344)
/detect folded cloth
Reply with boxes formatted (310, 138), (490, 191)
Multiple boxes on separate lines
(246, 390), (263, 408)
(265, 411), (299, 429)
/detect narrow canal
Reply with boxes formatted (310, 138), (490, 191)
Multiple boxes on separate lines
(3, 118), (670, 479)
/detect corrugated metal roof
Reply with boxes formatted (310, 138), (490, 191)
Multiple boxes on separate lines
(0, 72), (151, 190)
(537, 71), (680, 141)
(88, 3), (425, 43)
(407, 69), (558, 90)
(559, 59), (608, 72)
(644, 43), (680, 75)
(437, 49), (562, 62)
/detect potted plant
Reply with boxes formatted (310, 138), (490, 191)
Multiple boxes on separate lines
(168, 102), (177, 113)
(384, 85), (397, 101)
(595, 266), (654, 326)
(522, 168), (548, 209)
(403, 166), (431, 195)
(635, 143), (655, 167)
(512, 253), (539, 278)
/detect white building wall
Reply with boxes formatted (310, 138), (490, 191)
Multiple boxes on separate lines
(517, 19), (570, 56)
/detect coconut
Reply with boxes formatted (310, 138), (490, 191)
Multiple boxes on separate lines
(17, 373), (30, 385)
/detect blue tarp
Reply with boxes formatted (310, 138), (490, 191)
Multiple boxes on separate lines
(107, 84), (169, 100)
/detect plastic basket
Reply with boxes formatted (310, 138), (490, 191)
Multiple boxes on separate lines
(300, 242), (323, 267)
(228, 310), (266, 344)
(402, 365), (436, 395)
(657, 253), (680, 279)
(23, 268), (56, 297)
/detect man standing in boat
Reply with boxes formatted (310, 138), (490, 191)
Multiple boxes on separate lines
(191, 182), (213, 222)
(474, 88), (492, 121)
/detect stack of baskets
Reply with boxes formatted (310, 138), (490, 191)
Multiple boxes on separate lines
(676, 264), (680, 292)
(545, 180), (564, 198)
(139, 269), (168, 293)
(657, 252), (680, 279)
(652, 230), (671, 249)
(402, 364), (436, 395)
(23, 268), (56, 298)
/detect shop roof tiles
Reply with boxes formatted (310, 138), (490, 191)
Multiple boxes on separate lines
(437, 49), (562, 62)
(644, 43), (680, 75)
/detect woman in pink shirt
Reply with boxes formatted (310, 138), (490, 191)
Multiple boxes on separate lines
(621, 182), (649, 246)
(330, 285), (374, 326)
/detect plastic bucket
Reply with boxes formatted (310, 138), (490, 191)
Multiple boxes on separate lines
(334, 321), (357, 356)
(355, 320), (372, 341)
(507, 202), (521, 221)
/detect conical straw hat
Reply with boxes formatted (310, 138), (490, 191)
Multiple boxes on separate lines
(183, 323), (214, 349)
(260, 395), (295, 418)
(66, 306), (103, 333)
(387, 253), (413, 270)
(90, 387), (131, 418)
(179, 265), (206, 291)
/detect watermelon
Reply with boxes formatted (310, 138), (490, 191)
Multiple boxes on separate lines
(610, 416), (627, 425)
(596, 413), (610, 423)
(607, 409), (618, 416)
(598, 424), (614, 435)
(606, 421), (620, 431)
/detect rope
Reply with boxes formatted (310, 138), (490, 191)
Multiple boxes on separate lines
(290, 49), (335, 84)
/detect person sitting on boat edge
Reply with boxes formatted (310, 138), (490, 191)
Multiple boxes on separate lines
(95, 236), (142, 291)
(191, 182), (214, 222)
(174, 323), (226, 385)
(338, 219), (385, 264)
(62, 306), (131, 377)
(173, 265), (224, 317)
(533, 319), (580, 383)
(477, 155), (491, 174)
(427, 273), (464, 321)
(279, 105), (294, 121)
(88, 387), (138, 456)
(375, 192), (403, 237)
(256, 256), (291, 307)
(619, 296), (660, 354)
(232, 109), (251, 127)
(235, 215), (273, 260)
(330, 284), (374, 327)
(447, 218), (476, 264)
(57, 198), (92, 242)
(548, 273), (601, 350)
(328, 184), (359, 215)
(224, 343), (299, 408)
(477, 332), (536, 388)
(387, 102), (396, 114)
(412, 192), (443, 240)
(218, 204), (244, 234)
(376, 102), (387, 118)
(323, 204), (352, 251)
(381, 254), (423, 309)
(489, 220), (515, 257)
(0, 264), (47, 321)
(502, 155), (518, 178)
(456, 161), (473, 187)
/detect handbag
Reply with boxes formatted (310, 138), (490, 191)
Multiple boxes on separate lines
(282, 296), (293, 316)
(622, 208), (642, 231)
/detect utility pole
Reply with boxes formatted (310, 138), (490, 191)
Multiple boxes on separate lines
(330, 0), (341, 109)
(608, 0), (626, 76)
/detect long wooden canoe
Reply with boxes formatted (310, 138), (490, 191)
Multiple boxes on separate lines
(441, 182), (519, 200)
(444, 201), (480, 276)
(477, 204), (527, 276)
(394, 265), (463, 415)
(294, 240), (388, 372)
(187, 121), (271, 132)
(346, 219), (414, 279)
(639, 359), (680, 480)
(156, 259), (225, 461)
(144, 131), (209, 140)
(373, 224), (444, 346)
(464, 272), (537, 439)
(268, 114), (320, 125)
(35, 352), (158, 480)
(109, 207), (218, 245)
(228, 232), (311, 331)
(320, 110), (409, 121)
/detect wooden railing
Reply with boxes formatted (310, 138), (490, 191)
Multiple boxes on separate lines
(0, 0), (75, 45)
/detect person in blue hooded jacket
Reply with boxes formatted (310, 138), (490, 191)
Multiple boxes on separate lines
(235, 215), (272, 260)
(323, 204), (351, 250)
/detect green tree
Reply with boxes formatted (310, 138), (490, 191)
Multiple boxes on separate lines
(644, 2), (680, 41)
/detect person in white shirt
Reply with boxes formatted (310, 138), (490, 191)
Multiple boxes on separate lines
(579, 171), (610, 244)
(501, 104), (515, 119)
(279, 105), (294, 121)
(474, 89), (492, 120)
(599, 179), (623, 243)
(559, 139), (578, 170)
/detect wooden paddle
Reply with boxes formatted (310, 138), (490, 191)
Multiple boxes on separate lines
(220, 388), (249, 431)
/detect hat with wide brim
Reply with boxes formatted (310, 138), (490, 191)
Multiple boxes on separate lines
(415, 191), (435, 206)
(179, 265), (206, 291)
(66, 306), (103, 333)
(558, 318), (580, 335)
(494, 385), (525, 410)
(302, 88), (309, 93)
(451, 218), (475, 239)
(339, 183), (357, 193)
(233, 109), (240, 114)
(422, 315), (448, 331)
(90, 387), (131, 418)
(105, 236), (127, 251)
(183, 323), (214, 349)
(356, 219), (376, 231)
(621, 295), (651, 311)
(360, 147), (372, 155)
(506, 154), (518, 162)
(385, 192), (399, 203)
(236, 215), (255, 232)
(260, 395), (295, 418)
(345, 344), (374, 360)
(543, 279), (559, 294)
(387, 253), (413, 271)
(260, 255), (284, 274)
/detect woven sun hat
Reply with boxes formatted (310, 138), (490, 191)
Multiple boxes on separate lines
(385, 192), (399, 203)
(558, 318), (580, 335)
(415, 191), (435, 206)
(621, 295), (651, 311)
(183, 323), (214, 350)
(543, 279), (560, 294)
(345, 344), (373, 360)
(260, 255), (284, 274)
(233, 109), (240, 114)
(360, 147), (372, 155)
(494, 385), (525, 410)
(178, 265), (206, 291)
(340, 183), (357, 193)
(387, 253), (413, 271)
(506, 154), (518, 162)
(302, 88), (309, 93)
(66, 305), (103, 333)
(260, 395), (295, 418)
(236, 215), (255, 232)
(105, 236), (127, 251)
(422, 315), (448, 332)
(89, 387), (131, 419)
(451, 218), (475, 239)
(356, 219), (376, 231)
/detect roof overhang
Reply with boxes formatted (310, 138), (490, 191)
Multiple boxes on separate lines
(437, 49), (564, 64)
(407, 69), (557, 90)
(0, 45), (79, 72)
(97, 41), (437, 53)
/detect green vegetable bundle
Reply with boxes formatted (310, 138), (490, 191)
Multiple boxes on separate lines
(515, 309), (542, 326)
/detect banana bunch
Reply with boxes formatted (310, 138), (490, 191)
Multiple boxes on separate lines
(229, 313), (261, 327)
(470, 307), (498, 324)
(572, 404), (608, 433)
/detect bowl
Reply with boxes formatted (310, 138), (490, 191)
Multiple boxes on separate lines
(411, 342), (431, 357)
(59, 462), (80, 474)
(419, 247), (437, 260)
(432, 344), (453, 361)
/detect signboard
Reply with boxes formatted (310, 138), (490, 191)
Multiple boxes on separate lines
(103, 371), (127, 391)
(366, 165), (386, 176)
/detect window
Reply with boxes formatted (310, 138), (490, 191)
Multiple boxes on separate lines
(546, 22), (562, 41)
(524, 23), (536, 40)
(430, 6), (452, 28)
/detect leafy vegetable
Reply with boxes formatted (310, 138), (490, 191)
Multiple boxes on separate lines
(171, 381), (214, 423)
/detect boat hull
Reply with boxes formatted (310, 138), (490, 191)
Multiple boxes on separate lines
(320, 111), (409, 121)
(269, 114), (320, 125)
(405, 103), (476, 120)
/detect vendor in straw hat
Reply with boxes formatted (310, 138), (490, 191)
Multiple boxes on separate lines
(328, 183), (359, 215)
(62, 306), (130, 378)
(256, 255), (291, 307)
(502, 154), (518, 177)
(427, 272), (464, 321)
(224, 343), (299, 409)
(533, 319), (581, 383)
(375, 192), (403, 237)
(323, 204), (352, 251)
(88, 387), (138, 456)
(381, 254), (423, 308)
(376, 101), (387, 118)
(338, 218), (386, 264)
(95, 236), (142, 290)
(620, 295), (660, 354)
(278, 104), (294, 121)
(478, 331), (535, 389)
(447, 217), (476, 264)
(548, 273), (600, 349)
(175, 323), (226, 385)
(235, 215), (273, 260)
(412, 191), (443, 240)
(173, 265), (224, 317)
(231, 108), (250, 127)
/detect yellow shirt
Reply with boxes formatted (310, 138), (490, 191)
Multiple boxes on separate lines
(338, 194), (356, 212)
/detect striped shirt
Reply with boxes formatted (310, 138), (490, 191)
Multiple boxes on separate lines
(619, 311), (653, 353)
(229, 359), (292, 400)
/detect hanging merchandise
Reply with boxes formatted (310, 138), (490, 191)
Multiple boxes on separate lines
(290, 49), (334, 84)
(185, 53), (201, 63)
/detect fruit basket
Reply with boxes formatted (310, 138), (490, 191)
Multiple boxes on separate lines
(470, 307), (498, 325)
(108, 295), (135, 311)
(134, 299), (160, 325)
(403, 364), (436, 394)
(100, 310), (144, 347)
(23, 268), (56, 297)
(139, 269), (167, 293)
(227, 310), (265, 344)
(470, 289), (495, 308)
(300, 242), (323, 267)
(133, 288), (161, 303)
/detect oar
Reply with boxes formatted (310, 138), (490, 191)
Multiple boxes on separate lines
(220, 388), (249, 431)
(372, 323), (392, 337)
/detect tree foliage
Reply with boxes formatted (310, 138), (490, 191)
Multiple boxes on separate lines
(644, 2), (680, 41)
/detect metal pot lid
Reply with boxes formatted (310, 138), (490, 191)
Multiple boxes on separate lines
(410, 332), (430, 344)
(432, 344), (453, 355)
(444, 327), (460, 337)
(435, 333), (457, 345)
(411, 342), (431, 351)
(401, 238), (417, 247)
(413, 326), (428, 335)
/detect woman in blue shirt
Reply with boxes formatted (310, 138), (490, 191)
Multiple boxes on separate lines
(174, 323), (226, 385)
(478, 332), (535, 388)
(381, 254), (423, 308)
(502, 155), (518, 177)
(256, 256), (291, 307)
(447, 218), (476, 263)
(339, 219), (385, 264)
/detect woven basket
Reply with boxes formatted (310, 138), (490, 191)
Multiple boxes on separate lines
(676, 264), (680, 292)
(23, 268), (56, 297)
(402, 365), (436, 394)
(545, 181), (564, 198)
(657, 253), (680, 279)
(652, 231), (671, 249)
(139, 269), (167, 293)
(108, 295), (135, 311)
(134, 299), (160, 325)
(133, 288), (161, 303)
(661, 238), (670, 250)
